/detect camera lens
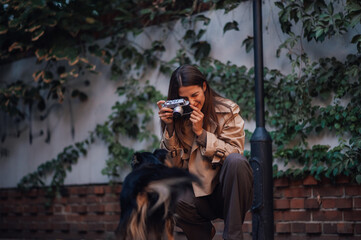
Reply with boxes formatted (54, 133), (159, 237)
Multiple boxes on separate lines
(173, 106), (183, 119)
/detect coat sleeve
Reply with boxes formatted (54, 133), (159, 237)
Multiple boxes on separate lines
(200, 104), (245, 165)
(160, 129), (184, 168)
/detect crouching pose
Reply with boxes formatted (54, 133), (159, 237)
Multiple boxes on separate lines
(116, 149), (200, 240)
(158, 65), (253, 240)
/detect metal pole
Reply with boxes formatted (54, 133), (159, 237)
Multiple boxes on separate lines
(250, 0), (274, 240)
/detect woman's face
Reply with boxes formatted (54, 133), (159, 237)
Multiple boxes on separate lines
(178, 82), (207, 110)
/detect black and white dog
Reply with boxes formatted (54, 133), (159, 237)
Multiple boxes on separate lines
(116, 149), (200, 240)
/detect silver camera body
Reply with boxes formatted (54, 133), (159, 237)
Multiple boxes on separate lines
(162, 99), (193, 119)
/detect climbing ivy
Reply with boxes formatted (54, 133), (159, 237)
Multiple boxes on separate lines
(1, 0), (361, 199)
(96, 80), (165, 182)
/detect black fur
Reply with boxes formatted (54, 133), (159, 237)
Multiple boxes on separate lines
(116, 149), (199, 240)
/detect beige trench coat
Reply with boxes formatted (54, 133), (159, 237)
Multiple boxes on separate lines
(160, 98), (245, 197)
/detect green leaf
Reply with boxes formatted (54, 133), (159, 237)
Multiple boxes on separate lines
(191, 41), (211, 60)
(356, 175), (361, 184)
(32, 28), (45, 41)
(315, 29), (324, 39)
(195, 15), (210, 25)
(351, 34), (361, 44)
(274, 1), (284, 9)
(333, 167), (338, 176)
(223, 21), (239, 35)
(242, 36), (254, 53)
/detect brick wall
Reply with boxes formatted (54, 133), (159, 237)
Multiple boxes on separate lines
(0, 176), (360, 240)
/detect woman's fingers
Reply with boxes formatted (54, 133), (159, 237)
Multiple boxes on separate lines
(157, 100), (165, 109)
(157, 104), (173, 124)
(159, 107), (173, 115)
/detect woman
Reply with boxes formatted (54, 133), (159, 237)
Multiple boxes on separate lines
(157, 64), (253, 240)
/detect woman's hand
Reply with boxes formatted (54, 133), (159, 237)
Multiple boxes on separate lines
(157, 100), (174, 135)
(190, 105), (204, 136)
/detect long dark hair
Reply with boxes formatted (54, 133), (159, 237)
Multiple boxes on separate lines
(162, 64), (228, 147)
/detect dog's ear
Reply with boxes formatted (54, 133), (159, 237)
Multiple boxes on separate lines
(153, 149), (168, 164)
(131, 153), (141, 170)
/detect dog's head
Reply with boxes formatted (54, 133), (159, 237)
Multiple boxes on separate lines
(131, 149), (168, 170)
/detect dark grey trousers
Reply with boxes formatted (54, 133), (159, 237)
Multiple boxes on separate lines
(175, 153), (253, 240)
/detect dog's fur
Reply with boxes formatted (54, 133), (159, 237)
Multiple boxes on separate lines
(116, 149), (200, 240)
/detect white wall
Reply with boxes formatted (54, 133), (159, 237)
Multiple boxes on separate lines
(0, 0), (356, 188)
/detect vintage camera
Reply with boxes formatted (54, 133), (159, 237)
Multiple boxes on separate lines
(162, 99), (193, 119)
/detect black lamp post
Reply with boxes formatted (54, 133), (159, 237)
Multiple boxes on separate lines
(250, 0), (274, 239)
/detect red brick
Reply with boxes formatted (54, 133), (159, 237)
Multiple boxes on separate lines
(305, 223), (321, 234)
(320, 176), (332, 184)
(344, 210), (361, 221)
(276, 223), (291, 233)
(85, 195), (102, 204)
(0, 206), (10, 214)
(322, 198), (352, 209)
(41, 205), (55, 214)
(54, 206), (63, 213)
(88, 205), (105, 213)
(336, 175), (350, 184)
(0, 191), (8, 199)
(11, 206), (23, 214)
(73, 224), (89, 232)
(242, 223), (252, 233)
(354, 198), (361, 208)
(314, 186), (343, 197)
(305, 198), (321, 209)
(69, 186), (88, 196)
(355, 223), (361, 234)
(337, 223), (354, 234)
(212, 219), (224, 232)
(290, 198), (304, 209)
(244, 211), (252, 221)
(102, 195), (119, 203)
(53, 196), (67, 204)
(50, 215), (66, 222)
(27, 223), (38, 230)
(273, 188), (283, 198)
(66, 215), (84, 222)
(38, 223), (54, 231)
(68, 196), (85, 204)
(345, 185), (361, 196)
(102, 214), (120, 222)
(24, 206), (38, 214)
(274, 199), (290, 209)
(283, 187), (311, 198)
(105, 223), (119, 231)
(274, 211), (310, 221)
(114, 185), (122, 194)
(274, 178), (289, 187)
(71, 205), (87, 214)
(104, 185), (121, 194)
(93, 186), (105, 195)
(88, 223), (105, 232)
(323, 223), (338, 234)
(303, 175), (318, 186)
(104, 203), (120, 213)
(10, 191), (22, 199)
(53, 223), (70, 231)
(313, 210), (342, 221)
(26, 189), (40, 198)
(290, 179), (304, 187)
(291, 223), (305, 233)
